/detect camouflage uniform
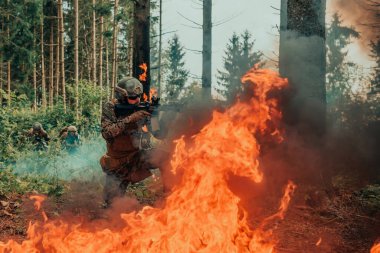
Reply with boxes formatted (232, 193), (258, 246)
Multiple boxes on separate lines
(100, 77), (165, 205)
(27, 122), (50, 151)
(60, 126), (81, 154)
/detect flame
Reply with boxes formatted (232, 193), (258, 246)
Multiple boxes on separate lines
(316, 237), (322, 246)
(372, 242), (380, 253)
(29, 195), (45, 211)
(0, 67), (294, 253)
(30, 195), (48, 222)
(139, 63), (147, 82)
(143, 87), (158, 102)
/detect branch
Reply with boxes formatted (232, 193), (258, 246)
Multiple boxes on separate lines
(177, 11), (202, 27)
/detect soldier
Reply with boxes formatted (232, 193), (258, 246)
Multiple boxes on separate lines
(100, 77), (166, 206)
(27, 122), (50, 151)
(60, 125), (81, 154)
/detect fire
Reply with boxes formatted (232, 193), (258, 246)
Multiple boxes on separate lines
(143, 87), (158, 102)
(372, 242), (380, 253)
(139, 63), (147, 82)
(30, 195), (48, 222)
(315, 237), (322, 246)
(0, 67), (294, 253)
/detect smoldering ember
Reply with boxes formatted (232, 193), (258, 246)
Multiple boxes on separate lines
(0, 1), (379, 253)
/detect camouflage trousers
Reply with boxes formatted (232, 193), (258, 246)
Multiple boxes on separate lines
(100, 150), (155, 205)
(100, 134), (170, 205)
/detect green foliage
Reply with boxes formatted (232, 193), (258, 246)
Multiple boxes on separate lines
(326, 13), (360, 105)
(0, 0), (42, 83)
(164, 34), (189, 102)
(369, 40), (380, 93)
(0, 81), (103, 164)
(0, 168), (66, 198)
(216, 30), (262, 102)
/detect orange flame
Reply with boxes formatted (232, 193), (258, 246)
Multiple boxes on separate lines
(372, 242), (380, 253)
(143, 87), (158, 102)
(29, 195), (48, 222)
(29, 195), (46, 211)
(0, 67), (293, 253)
(316, 237), (322, 246)
(139, 63), (147, 82)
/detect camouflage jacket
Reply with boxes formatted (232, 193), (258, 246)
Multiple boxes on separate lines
(101, 100), (141, 158)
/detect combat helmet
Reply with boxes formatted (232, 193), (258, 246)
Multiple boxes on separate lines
(67, 126), (77, 133)
(115, 77), (143, 100)
(33, 122), (42, 131)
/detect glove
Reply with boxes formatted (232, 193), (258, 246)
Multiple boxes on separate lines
(127, 110), (151, 123)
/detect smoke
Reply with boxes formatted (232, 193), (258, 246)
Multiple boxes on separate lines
(331, 0), (380, 49)
(13, 138), (105, 181)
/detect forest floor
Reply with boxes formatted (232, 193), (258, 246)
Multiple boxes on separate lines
(0, 172), (379, 252)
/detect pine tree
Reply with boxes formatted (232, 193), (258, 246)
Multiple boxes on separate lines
(369, 40), (380, 93)
(164, 34), (189, 101)
(326, 13), (359, 104)
(216, 31), (262, 102)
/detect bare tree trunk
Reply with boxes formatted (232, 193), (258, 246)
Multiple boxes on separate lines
(74, 0), (79, 119)
(105, 39), (110, 99)
(157, 0), (162, 95)
(280, 0), (326, 135)
(55, 4), (60, 101)
(33, 64), (37, 112)
(0, 62), (3, 106)
(92, 0), (97, 86)
(58, 0), (66, 111)
(41, 14), (47, 110)
(7, 14), (11, 107)
(111, 0), (119, 98)
(49, 24), (54, 108)
(202, 0), (212, 100)
(127, 7), (134, 76)
(0, 23), (3, 106)
(132, 0), (150, 97)
(99, 2), (104, 112)
(33, 28), (37, 112)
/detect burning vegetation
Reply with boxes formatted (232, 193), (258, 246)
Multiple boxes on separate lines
(0, 67), (296, 252)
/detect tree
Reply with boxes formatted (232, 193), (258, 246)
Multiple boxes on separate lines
(202, 0), (212, 99)
(280, 0), (327, 135)
(326, 13), (359, 105)
(369, 39), (380, 93)
(111, 0), (119, 98)
(164, 34), (189, 101)
(217, 31), (262, 102)
(133, 0), (150, 97)
(74, 0), (79, 118)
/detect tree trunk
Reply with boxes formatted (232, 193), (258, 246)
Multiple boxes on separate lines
(127, 7), (134, 76)
(7, 13), (11, 107)
(106, 39), (110, 99)
(92, 0), (97, 86)
(202, 0), (212, 100)
(0, 23), (3, 106)
(41, 14), (47, 110)
(74, 0), (79, 119)
(279, 0), (326, 135)
(158, 0), (162, 95)
(111, 0), (119, 98)
(58, 0), (66, 111)
(33, 28), (37, 111)
(132, 0), (150, 97)
(49, 24), (54, 108)
(0, 61), (3, 106)
(99, 2), (104, 111)
(55, 3), (60, 101)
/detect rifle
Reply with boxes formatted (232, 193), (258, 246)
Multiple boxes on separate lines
(114, 98), (183, 136)
(114, 98), (182, 118)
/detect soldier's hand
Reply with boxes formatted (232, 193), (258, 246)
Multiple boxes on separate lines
(128, 110), (151, 123)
